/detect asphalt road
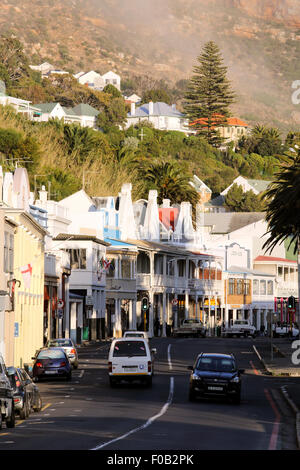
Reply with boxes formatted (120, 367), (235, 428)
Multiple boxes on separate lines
(0, 337), (297, 451)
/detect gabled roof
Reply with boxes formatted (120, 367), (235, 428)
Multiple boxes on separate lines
(71, 103), (99, 117)
(54, 233), (110, 246)
(35, 102), (62, 113)
(190, 114), (249, 129)
(204, 212), (265, 234)
(246, 179), (272, 193)
(128, 102), (184, 118)
(204, 195), (225, 208)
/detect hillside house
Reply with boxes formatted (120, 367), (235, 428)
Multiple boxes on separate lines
(126, 101), (190, 133)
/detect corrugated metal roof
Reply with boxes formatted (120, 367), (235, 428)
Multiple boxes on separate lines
(54, 233), (110, 246)
(204, 212), (265, 234)
(128, 102), (184, 118)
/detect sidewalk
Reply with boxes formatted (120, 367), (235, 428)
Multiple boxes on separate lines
(253, 337), (300, 377)
(254, 337), (300, 448)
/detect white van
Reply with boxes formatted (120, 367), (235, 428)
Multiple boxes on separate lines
(123, 331), (149, 342)
(108, 337), (155, 387)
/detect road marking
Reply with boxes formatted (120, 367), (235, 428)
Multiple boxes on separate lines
(167, 344), (172, 370)
(91, 376), (174, 450)
(41, 403), (52, 412)
(0, 433), (10, 437)
(250, 361), (260, 375)
(264, 388), (281, 450)
(79, 370), (85, 378)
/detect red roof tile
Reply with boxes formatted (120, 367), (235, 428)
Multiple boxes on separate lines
(255, 256), (297, 264)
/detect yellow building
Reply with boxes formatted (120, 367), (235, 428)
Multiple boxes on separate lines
(4, 208), (46, 368)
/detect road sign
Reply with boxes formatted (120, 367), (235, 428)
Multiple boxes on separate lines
(14, 322), (19, 338)
(57, 308), (64, 318)
(57, 299), (65, 309)
(86, 296), (93, 306)
(171, 299), (178, 306)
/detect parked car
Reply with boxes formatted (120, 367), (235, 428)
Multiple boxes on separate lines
(188, 353), (244, 404)
(32, 348), (72, 382)
(47, 338), (78, 369)
(0, 353), (15, 429)
(272, 322), (299, 338)
(108, 338), (156, 387)
(123, 331), (149, 342)
(173, 318), (207, 338)
(7, 367), (42, 419)
(222, 320), (256, 338)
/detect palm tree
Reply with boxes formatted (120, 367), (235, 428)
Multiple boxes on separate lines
(141, 160), (199, 206)
(263, 153), (300, 311)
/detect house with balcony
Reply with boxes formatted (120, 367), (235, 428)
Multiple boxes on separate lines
(53, 234), (110, 343)
(0, 80), (41, 120)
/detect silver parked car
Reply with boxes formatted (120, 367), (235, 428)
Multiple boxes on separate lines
(47, 338), (78, 369)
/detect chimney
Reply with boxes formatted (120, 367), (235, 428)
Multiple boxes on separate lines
(130, 102), (135, 115)
(162, 199), (170, 208)
(39, 185), (48, 204)
(149, 101), (154, 115)
(172, 104), (176, 111)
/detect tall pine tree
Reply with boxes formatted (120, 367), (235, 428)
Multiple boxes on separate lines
(184, 41), (235, 147)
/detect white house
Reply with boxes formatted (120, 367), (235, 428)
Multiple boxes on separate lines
(102, 71), (121, 91)
(126, 101), (190, 133)
(0, 80), (41, 120)
(33, 102), (100, 128)
(75, 71), (105, 91)
(221, 176), (272, 197)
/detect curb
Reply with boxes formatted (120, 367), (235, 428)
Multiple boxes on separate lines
(280, 386), (300, 449)
(252, 345), (273, 375)
(252, 344), (300, 377)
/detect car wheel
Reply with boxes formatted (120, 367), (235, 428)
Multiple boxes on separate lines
(145, 376), (152, 388)
(189, 389), (196, 402)
(19, 403), (27, 420)
(66, 372), (72, 381)
(109, 377), (117, 388)
(232, 392), (241, 405)
(34, 395), (42, 412)
(6, 405), (15, 428)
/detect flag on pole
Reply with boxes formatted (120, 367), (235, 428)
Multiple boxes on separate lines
(20, 264), (33, 289)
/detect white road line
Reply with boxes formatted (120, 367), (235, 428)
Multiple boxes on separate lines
(167, 344), (172, 370)
(79, 370), (85, 378)
(91, 376), (174, 451)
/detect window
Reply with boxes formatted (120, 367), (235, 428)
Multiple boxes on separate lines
(4, 232), (13, 274)
(65, 249), (86, 269)
(267, 280), (273, 295)
(166, 257), (174, 276)
(229, 278), (235, 295)
(260, 280), (266, 295)
(253, 279), (259, 295)
(244, 280), (250, 295)
(113, 341), (147, 357)
(178, 260), (185, 277)
(154, 254), (164, 275)
(121, 259), (131, 279)
(237, 279), (243, 295)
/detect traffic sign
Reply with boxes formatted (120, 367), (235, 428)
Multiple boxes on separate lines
(57, 299), (65, 309)
(171, 299), (178, 306)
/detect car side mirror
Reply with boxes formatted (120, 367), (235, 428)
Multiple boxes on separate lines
(239, 369), (245, 374)
(187, 365), (194, 371)
(151, 348), (157, 355)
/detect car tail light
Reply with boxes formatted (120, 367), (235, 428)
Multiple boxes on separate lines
(108, 361), (112, 373)
(70, 349), (76, 355)
(14, 397), (21, 403)
(36, 362), (43, 368)
(60, 361), (66, 367)
(148, 361), (152, 373)
(15, 375), (21, 388)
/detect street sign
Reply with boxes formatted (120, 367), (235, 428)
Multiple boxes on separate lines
(57, 299), (65, 309)
(86, 296), (93, 306)
(57, 308), (64, 318)
(171, 299), (178, 306)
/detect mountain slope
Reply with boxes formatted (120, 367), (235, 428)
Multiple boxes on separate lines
(1, 0), (300, 131)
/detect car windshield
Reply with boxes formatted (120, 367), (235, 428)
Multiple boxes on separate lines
(48, 339), (73, 347)
(37, 349), (65, 360)
(196, 357), (236, 372)
(113, 341), (147, 357)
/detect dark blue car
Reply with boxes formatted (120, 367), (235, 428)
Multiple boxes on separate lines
(32, 348), (72, 382)
(188, 353), (244, 404)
